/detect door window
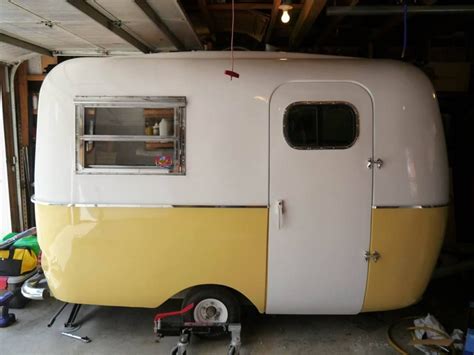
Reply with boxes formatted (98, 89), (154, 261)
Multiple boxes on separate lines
(284, 102), (358, 149)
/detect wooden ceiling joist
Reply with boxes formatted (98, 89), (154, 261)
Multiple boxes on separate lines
(264, 0), (281, 44)
(290, 0), (327, 50)
(207, 3), (303, 11)
(197, 0), (216, 35)
(317, 0), (359, 46)
(370, 15), (403, 42)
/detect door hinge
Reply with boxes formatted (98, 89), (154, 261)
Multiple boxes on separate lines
(364, 250), (381, 263)
(367, 158), (383, 169)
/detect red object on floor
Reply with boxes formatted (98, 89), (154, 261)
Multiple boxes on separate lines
(154, 303), (194, 322)
(0, 277), (7, 290)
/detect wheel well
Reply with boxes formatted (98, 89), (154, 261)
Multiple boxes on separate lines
(175, 284), (257, 310)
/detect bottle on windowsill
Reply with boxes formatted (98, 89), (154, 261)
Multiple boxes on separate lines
(145, 123), (153, 136)
(153, 122), (159, 136)
(159, 118), (170, 137)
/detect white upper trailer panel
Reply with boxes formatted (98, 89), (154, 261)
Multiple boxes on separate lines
(34, 52), (449, 207)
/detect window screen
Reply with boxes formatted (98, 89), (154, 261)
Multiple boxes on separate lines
(76, 97), (186, 175)
(284, 103), (358, 149)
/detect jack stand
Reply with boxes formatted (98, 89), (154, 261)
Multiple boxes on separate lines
(64, 304), (82, 331)
(154, 303), (242, 354)
(47, 303), (82, 330)
(47, 302), (91, 343)
(228, 324), (241, 355)
(167, 325), (241, 355)
(170, 329), (191, 355)
(48, 302), (68, 327)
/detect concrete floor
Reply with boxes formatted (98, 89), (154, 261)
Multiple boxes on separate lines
(1, 298), (397, 355)
(0, 273), (468, 355)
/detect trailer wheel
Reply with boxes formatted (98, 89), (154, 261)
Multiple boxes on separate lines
(182, 286), (241, 338)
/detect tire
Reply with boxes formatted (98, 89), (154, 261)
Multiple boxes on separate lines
(182, 286), (241, 338)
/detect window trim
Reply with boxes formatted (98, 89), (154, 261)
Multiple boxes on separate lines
(283, 101), (359, 150)
(75, 96), (186, 175)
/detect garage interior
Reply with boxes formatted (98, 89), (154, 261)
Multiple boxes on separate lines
(0, 0), (474, 354)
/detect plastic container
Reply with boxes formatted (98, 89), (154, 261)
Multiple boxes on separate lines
(0, 271), (36, 308)
(145, 123), (153, 136)
(159, 118), (170, 137)
(153, 122), (159, 135)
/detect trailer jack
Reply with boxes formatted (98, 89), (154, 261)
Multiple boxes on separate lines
(154, 304), (241, 355)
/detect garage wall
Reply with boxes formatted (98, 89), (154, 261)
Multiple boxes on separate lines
(0, 75), (12, 235)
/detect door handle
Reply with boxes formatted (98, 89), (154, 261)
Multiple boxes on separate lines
(275, 200), (284, 229)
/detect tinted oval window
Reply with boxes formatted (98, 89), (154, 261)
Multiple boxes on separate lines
(284, 103), (358, 149)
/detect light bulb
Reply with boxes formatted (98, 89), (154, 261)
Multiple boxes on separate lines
(281, 10), (290, 24)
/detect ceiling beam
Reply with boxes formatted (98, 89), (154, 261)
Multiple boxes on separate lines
(197, 0), (216, 35)
(264, 0), (281, 44)
(134, 0), (185, 50)
(370, 15), (403, 42)
(66, 0), (152, 53)
(290, 0), (327, 50)
(317, 0), (358, 46)
(0, 33), (52, 57)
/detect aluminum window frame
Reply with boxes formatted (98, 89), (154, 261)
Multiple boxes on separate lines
(75, 96), (186, 175)
(283, 101), (359, 150)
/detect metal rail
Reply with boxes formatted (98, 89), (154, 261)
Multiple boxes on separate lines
(79, 135), (176, 142)
(66, 0), (153, 53)
(327, 5), (474, 16)
(0, 33), (52, 57)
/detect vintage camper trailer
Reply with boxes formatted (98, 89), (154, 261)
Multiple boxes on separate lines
(31, 52), (448, 324)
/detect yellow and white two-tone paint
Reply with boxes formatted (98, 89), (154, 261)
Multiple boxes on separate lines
(34, 52), (449, 314)
(362, 206), (448, 311)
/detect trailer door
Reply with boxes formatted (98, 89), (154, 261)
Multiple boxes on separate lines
(267, 82), (373, 314)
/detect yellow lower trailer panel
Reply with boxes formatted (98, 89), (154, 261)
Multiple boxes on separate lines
(35, 205), (268, 312)
(362, 206), (448, 312)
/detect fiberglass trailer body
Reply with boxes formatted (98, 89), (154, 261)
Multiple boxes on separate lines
(33, 52), (448, 321)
